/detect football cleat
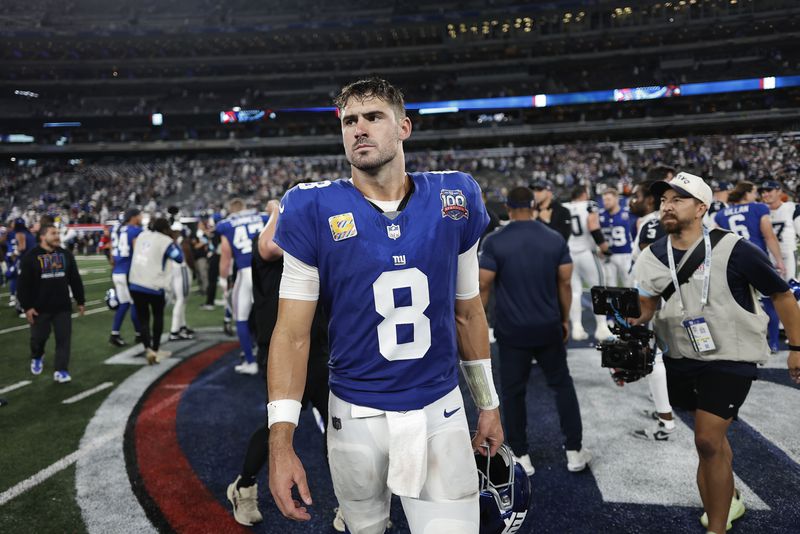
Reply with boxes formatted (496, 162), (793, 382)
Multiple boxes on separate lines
(513, 454), (535, 476)
(181, 326), (195, 335)
(234, 361), (259, 375)
(571, 324), (589, 341)
(700, 488), (745, 530)
(168, 331), (193, 341)
(226, 476), (263, 526)
(200, 304), (215, 311)
(30, 357), (43, 375)
(53, 370), (72, 383)
(566, 449), (592, 472)
(109, 334), (127, 347)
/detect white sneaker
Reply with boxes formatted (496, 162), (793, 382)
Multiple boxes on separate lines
(700, 488), (745, 530)
(513, 454), (535, 476)
(594, 322), (614, 340)
(572, 324), (589, 341)
(332, 507), (346, 533)
(226, 476), (263, 526)
(145, 348), (159, 365)
(566, 449), (592, 472)
(234, 361), (259, 375)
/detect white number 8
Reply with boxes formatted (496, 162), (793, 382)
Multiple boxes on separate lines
(372, 268), (431, 361)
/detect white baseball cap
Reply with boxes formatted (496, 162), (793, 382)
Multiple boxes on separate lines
(650, 171), (713, 207)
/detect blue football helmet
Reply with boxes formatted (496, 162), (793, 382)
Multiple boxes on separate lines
(105, 288), (120, 310)
(475, 444), (532, 534)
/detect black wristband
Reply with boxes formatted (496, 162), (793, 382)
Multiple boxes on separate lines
(788, 344), (800, 351)
(590, 229), (606, 245)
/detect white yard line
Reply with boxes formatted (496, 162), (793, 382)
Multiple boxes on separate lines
(0, 306), (109, 336)
(0, 380), (31, 395)
(62, 382), (115, 405)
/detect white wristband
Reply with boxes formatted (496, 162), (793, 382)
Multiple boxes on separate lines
(459, 359), (500, 410)
(267, 399), (303, 428)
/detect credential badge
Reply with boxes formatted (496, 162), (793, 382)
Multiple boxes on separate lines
(387, 224), (401, 240)
(328, 212), (358, 242)
(441, 189), (469, 220)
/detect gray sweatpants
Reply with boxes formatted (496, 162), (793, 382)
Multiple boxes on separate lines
(30, 310), (72, 372)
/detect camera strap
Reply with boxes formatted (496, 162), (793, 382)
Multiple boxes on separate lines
(661, 228), (726, 306)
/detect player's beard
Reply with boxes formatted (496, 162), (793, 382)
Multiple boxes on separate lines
(347, 137), (399, 172)
(661, 214), (689, 234)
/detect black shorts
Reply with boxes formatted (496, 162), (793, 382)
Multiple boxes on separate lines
(664, 359), (754, 420)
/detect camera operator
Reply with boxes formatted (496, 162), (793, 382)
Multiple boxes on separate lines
(630, 172), (800, 534)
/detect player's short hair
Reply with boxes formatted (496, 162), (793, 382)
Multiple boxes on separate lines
(645, 166), (676, 182)
(728, 181), (755, 204)
(228, 198), (245, 213)
(570, 186), (588, 200)
(334, 77), (406, 119)
(38, 224), (55, 238)
(602, 188), (620, 197)
(506, 186), (534, 209)
(151, 217), (172, 235)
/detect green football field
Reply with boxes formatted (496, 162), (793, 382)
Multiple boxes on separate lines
(0, 256), (227, 533)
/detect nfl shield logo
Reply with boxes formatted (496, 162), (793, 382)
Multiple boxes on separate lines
(386, 224), (401, 240)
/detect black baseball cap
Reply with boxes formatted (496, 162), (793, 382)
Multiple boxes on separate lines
(529, 179), (553, 191)
(123, 208), (142, 222)
(758, 180), (782, 192)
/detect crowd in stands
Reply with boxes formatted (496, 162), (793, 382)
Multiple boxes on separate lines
(2, 132), (799, 228)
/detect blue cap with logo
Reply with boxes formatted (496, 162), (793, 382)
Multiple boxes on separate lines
(758, 180), (782, 192)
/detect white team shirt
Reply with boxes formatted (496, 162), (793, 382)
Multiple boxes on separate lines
(769, 201), (800, 256)
(565, 200), (597, 254)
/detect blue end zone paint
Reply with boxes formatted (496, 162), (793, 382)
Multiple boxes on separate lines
(171, 343), (799, 533)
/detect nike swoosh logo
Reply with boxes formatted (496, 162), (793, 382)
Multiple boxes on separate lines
(443, 407), (461, 418)
(279, 203), (285, 214)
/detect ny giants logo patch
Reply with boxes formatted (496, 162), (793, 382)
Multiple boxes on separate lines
(440, 189), (469, 220)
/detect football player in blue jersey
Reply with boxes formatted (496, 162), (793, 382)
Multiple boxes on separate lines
(714, 181), (784, 351)
(108, 208), (144, 347)
(216, 198), (269, 375)
(267, 77), (503, 534)
(599, 188), (634, 286)
(6, 218), (35, 309)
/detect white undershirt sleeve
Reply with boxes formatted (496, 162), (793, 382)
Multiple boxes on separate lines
(456, 241), (480, 300)
(279, 252), (320, 301)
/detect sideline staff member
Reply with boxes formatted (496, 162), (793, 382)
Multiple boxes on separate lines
(631, 172), (800, 534)
(18, 224), (85, 383)
(479, 186), (590, 476)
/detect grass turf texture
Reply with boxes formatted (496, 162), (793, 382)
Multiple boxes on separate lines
(0, 256), (226, 532)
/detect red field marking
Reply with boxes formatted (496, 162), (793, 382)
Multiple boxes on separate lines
(134, 342), (248, 534)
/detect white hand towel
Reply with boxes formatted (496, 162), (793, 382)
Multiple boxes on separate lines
(385, 409), (428, 498)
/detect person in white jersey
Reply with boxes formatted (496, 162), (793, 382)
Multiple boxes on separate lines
(564, 186), (611, 341)
(758, 179), (800, 281)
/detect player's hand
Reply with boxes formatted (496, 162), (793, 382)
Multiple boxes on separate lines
(269, 434), (312, 521)
(472, 407), (504, 457)
(776, 261), (786, 278)
(562, 320), (569, 343)
(25, 308), (38, 325)
(788, 351), (800, 384)
(78, 305), (85, 316)
(218, 277), (228, 292)
(266, 199), (281, 216)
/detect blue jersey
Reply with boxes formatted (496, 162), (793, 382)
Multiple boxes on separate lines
(599, 208), (633, 253)
(714, 202), (770, 252)
(111, 224), (143, 274)
(274, 172), (489, 411)
(215, 209), (269, 270)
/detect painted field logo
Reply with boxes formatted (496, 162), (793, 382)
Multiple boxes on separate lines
(441, 189), (469, 220)
(328, 212), (358, 242)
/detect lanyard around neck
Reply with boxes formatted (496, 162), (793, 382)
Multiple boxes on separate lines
(666, 227), (711, 313)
